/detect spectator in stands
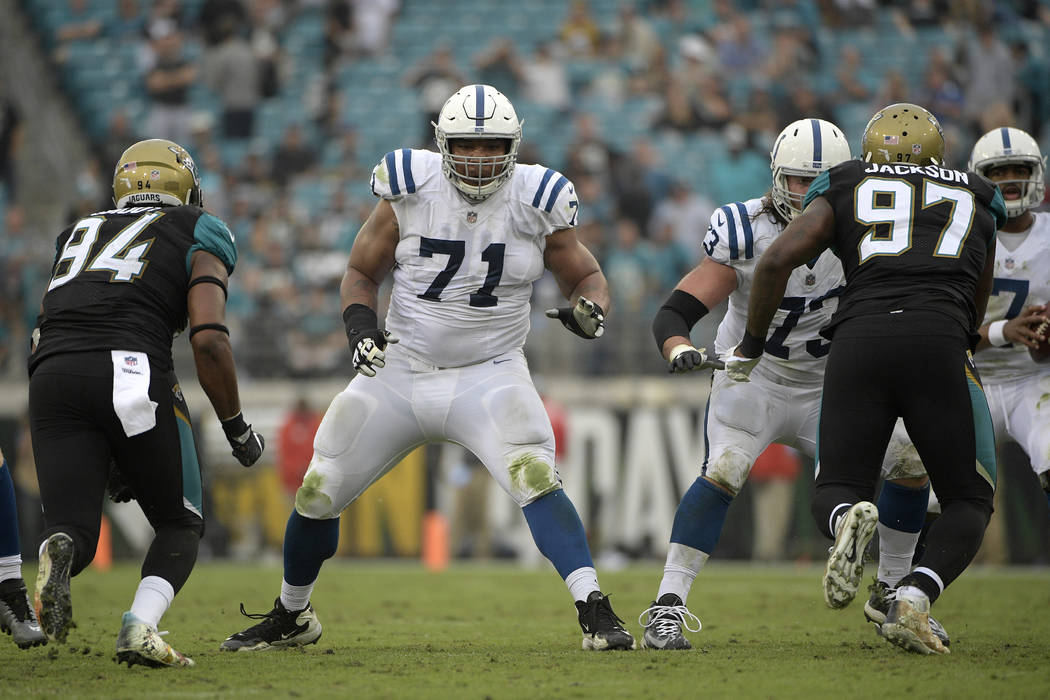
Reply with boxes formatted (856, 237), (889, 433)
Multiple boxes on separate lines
(109, 0), (145, 42)
(97, 110), (139, 179)
(714, 14), (767, 78)
(649, 179), (713, 256)
(512, 41), (572, 112)
(52, 0), (103, 65)
(707, 123), (767, 208)
(277, 398), (322, 501)
(0, 91), (23, 202)
(402, 43), (468, 145)
(202, 17), (261, 140)
(963, 23), (1015, 132)
(652, 79), (704, 134)
(749, 444), (801, 561)
(474, 38), (523, 101)
(270, 124), (317, 189)
(144, 24), (196, 147)
(830, 46), (872, 107)
(613, 2), (661, 72)
(198, 0), (245, 46)
(560, 0), (601, 58)
(350, 0), (399, 58)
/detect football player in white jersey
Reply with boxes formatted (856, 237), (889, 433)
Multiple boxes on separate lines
(220, 85), (635, 652)
(863, 127), (1050, 634)
(639, 119), (852, 650)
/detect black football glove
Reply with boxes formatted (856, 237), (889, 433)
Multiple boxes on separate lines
(545, 296), (605, 339)
(221, 413), (265, 467)
(667, 344), (725, 374)
(106, 460), (135, 503)
(348, 329), (399, 377)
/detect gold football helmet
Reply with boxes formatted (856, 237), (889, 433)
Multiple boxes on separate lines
(861, 103), (945, 166)
(113, 139), (202, 208)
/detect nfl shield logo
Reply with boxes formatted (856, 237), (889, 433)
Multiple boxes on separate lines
(804, 273), (816, 286)
(466, 211), (477, 223)
(124, 356), (138, 366)
(1005, 257), (1014, 270)
(912, 143), (922, 155)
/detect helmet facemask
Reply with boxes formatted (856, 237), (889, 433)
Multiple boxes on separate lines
(434, 84), (522, 201)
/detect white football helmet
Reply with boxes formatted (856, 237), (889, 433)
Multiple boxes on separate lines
(433, 84), (522, 201)
(968, 127), (1046, 218)
(770, 118), (852, 220)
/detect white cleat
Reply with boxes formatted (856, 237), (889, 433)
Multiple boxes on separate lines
(880, 589), (949, 655)
(823, 502), (878, 609)
(116, 612), (195, 668)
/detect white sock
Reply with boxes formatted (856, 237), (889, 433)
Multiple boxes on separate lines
(130, 576), (175, 628)
(0, 554), (22, 583)
(656, 543), (709, 605)
(281, 579), (315, 612)
(876, 523), (921, 587)
(565, 567), (599, 602)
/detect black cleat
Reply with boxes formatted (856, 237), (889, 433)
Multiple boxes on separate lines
(34, 533), (75, 643)
(575, 592), (636, 650)
(220, 598), (322, 651)
(0, 578), (47, 649)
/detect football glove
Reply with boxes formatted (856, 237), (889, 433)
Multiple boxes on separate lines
(545, 296), (605, 339)
(221, 413), (265, 468)
(106, 460), (134, 503)
(667, 344), (724, 374)
(349, 330), (399, 377)
(723, 346), (761, 383)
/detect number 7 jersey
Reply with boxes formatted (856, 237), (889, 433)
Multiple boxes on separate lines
(371, 149), (579, 367)
(705, 197), (845, 383)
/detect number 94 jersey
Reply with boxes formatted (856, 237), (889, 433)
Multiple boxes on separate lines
(371, 149), (579, 368)
(705, 197), (844, 383)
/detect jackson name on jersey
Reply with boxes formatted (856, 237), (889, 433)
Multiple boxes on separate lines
(371, 149), (579, 368)
(979, 210), (1050, 382)
(703, 197), (843, 383)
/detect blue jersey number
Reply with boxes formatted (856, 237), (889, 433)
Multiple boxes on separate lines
(763, 290), (840, 360)
(991, 278), (1029, 319)
(417, 237), (505, 307)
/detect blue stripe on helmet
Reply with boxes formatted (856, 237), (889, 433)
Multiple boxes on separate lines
(401, 149), (415, 194)
(475, 84), (485, 129)
(385, 151), (400, 195)
(811, 119), (822, 169)
(1001, 126), (1011, 150)
(720, 204), (739, 260)
(532, 168), (555, 208)
(544, 175), (569, 213)
(734, 202), (754, 259)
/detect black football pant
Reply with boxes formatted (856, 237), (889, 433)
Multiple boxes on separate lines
(812, 314), (995, 602)
(29, 352), (204, 594)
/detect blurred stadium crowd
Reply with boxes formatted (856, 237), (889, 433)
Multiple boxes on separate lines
(1, 0), (1049, 380)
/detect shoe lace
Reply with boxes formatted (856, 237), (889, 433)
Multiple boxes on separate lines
(582, 595), (627, 633)
(236, 602), (290, 633)
(638, 604), (702, 635)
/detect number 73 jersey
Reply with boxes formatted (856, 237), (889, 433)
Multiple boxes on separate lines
(807, 159), (1006, 338)
(706, 197), (845, 382)
(372, 149), (579, 368)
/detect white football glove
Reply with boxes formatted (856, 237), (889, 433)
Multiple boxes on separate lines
(545, 296), (605, 339)
(723, 346), (761, 382)
(667, 344), (725, 374)
(352, 331), (399, 377)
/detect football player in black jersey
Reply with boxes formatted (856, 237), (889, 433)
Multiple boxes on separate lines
(725, 104), (1007, 655)
(28, 139), (264, 668)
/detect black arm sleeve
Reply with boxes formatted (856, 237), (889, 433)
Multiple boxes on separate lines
(652, 290), (709, 350)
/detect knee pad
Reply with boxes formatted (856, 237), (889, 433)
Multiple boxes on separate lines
(511, 457), (561, 506)
(703, 448), (752, 495)
(295, 464), (339, 519)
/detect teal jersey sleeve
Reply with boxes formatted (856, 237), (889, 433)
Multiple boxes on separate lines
(803, 169), (831, 209)
(988, 185), (1008, 232)
(186, 212), (237, 275)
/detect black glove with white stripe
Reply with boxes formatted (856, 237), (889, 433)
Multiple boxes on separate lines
(545, 296), (605, 339)
(221, 413), (265, 467)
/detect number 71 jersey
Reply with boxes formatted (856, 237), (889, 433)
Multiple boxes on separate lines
(372, 149), (579, 368)
(706, 197), (845, 382)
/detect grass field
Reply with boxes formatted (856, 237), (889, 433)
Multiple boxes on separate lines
(3, 561), (1049, 699)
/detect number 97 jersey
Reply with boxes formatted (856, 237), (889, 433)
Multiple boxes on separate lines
(371, 149), (579, 368)
(706, 197), (844, 383)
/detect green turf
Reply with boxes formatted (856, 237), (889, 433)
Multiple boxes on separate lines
(4, 562), (1049, 698)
